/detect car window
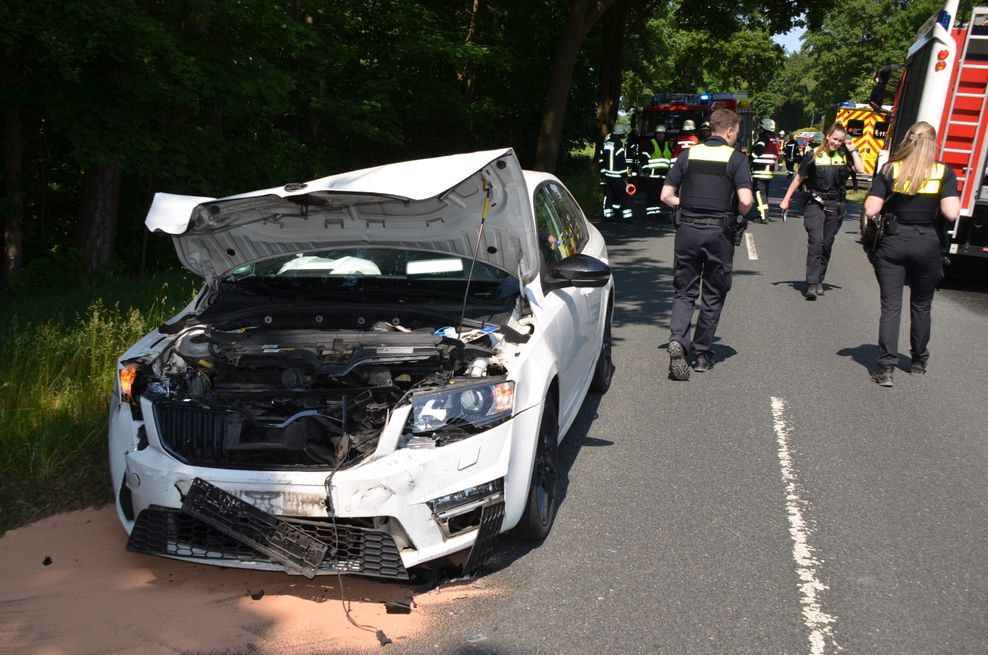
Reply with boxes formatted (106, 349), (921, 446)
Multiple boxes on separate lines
(534, 183), (588, 263)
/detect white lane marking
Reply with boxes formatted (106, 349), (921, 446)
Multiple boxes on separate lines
(745, 231), (759, 260)
(770, 396), (839, 655)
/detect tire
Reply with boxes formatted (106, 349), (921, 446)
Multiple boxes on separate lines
(589, 305), (613, 393)
(513, 395), (559, 543)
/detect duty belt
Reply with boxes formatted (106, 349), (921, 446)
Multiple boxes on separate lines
(680, 215), (730, 227)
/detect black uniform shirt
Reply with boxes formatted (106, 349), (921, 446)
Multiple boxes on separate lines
(665, 136), (752, 220)
(797, 148), (850, 195)
(868, 163), (958, 225)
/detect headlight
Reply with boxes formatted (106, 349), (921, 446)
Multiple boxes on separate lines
(118, 362), (142, 405)
(400, 379), (515, 447)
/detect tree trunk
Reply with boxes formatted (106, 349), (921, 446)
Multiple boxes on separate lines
(459, 0), (482, 104)
(595, 0), (629, 152)
(75, 163), (122, 272)
(3, 105), (25, 279)
(534, 0), (617, 173)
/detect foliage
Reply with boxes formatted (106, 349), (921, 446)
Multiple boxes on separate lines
(761, 0), (941, 126)
(621, 1), (786, 118)
(0, 272), (198, 534)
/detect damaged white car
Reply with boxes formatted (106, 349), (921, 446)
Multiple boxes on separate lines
(109, 148), (613, 579)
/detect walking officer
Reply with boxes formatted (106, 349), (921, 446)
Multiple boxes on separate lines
(660, 108), (754, 380)
(863, 121), (960, 387)
(597, 124), (633, 221)
(779, 122), (864, 299)
(639, 124), (673, 218)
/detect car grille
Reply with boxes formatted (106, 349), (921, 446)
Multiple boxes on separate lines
(128, 506), (409, 580)
(153, 402), (227, 464)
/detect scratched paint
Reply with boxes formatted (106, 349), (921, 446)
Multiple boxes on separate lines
(770, 396), (839, 655)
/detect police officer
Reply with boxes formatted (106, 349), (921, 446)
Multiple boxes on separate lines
(748, 117), (781, 223)
(597, 124), (633, 221)
(660, 108), (754, 380)
(862, 121), (960, 387)
(639, 124), (673, 218)
(779, 122), (864, 299)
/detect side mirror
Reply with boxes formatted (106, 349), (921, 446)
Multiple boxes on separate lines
(546, 253), (611, 290)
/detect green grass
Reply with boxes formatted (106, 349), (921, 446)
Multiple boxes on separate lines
(0, 270), (199, 534)
(558, 153), (603, 219)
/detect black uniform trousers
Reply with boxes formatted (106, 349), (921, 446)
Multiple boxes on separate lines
(641, 175), (665, 217)
(871, 225), (943, 367)
(803, 200), (844, 285)
(602, 176), (632, 220)
(670, 223), (735, 355)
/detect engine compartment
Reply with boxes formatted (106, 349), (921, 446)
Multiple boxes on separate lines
(131, 318), (520, 470)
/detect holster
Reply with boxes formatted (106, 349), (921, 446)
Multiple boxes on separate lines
(672, 206), (682, 228)
(725, 214), (747, 246)
(882, 212), (899, 236)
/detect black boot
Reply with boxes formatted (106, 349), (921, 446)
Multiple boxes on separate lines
(871, 365), (894, 387)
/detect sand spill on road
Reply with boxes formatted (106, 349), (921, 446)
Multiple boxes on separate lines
(0, 506), (499, 654)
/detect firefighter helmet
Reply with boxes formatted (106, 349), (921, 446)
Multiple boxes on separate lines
(612, 123), (628, 136)
(760, 117), (776, 131)
(700, 121), (710, 130)
(654, 124), (667, 134)
(682, 120), (696, 131)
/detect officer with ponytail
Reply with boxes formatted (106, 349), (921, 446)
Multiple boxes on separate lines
(863, 121), (960, 387)
(660, 108), (754, 381)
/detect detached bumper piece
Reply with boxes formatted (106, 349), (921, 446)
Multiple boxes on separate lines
(127, 480), (408, 580)
(181, 478), (327, 578)
(462, 501), (505, 574)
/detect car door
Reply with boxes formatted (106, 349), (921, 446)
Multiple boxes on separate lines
(533, 183), (601, 421)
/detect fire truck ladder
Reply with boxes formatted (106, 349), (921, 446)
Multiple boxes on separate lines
(941, 6), (988, 217)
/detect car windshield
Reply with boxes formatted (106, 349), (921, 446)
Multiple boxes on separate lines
(220, 247), (520, 303)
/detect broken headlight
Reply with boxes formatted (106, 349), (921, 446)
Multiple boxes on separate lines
(401, 379), (515, 447)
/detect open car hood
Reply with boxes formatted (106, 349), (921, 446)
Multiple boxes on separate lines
(146, 148), (540, 285)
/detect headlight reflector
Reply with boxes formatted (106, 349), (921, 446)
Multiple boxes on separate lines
(401, 379), (515, 447)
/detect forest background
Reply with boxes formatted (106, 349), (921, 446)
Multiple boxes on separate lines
(0, 0), (955, 529)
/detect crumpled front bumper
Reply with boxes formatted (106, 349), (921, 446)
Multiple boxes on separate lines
(111, 398), (541, 576)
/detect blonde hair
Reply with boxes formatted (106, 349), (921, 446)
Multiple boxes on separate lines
(884, 121), (938, 195)
(813, 122), (846, 156)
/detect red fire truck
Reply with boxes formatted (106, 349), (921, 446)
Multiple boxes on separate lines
(872, 0), (988, 261)
(634, 93), (754, 151)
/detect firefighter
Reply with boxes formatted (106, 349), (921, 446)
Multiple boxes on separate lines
(863, 121), (960, 387)
(625, 128), (642, 177)
(783, 132), (801, 178)
(699, 120), (712, 140)
(748, 117), (781, 223)
(779, 122), (864, 299)
(597, 124), (633, 221)
(673, 119), (700, 158)
(639, 124), (674, 218)
(660, 108), (754, 380)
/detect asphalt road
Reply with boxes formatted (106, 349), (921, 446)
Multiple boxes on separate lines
(388, 175), (988, 654)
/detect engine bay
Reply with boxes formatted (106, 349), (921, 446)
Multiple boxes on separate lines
(130, 314), (525, 470)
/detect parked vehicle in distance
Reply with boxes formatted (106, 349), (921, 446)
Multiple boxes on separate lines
(108, 148), (614, 579)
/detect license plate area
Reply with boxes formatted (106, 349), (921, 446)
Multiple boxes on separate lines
(181, 477), (328, 578)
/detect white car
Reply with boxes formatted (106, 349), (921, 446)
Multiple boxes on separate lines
(109, 148), (613, 579)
